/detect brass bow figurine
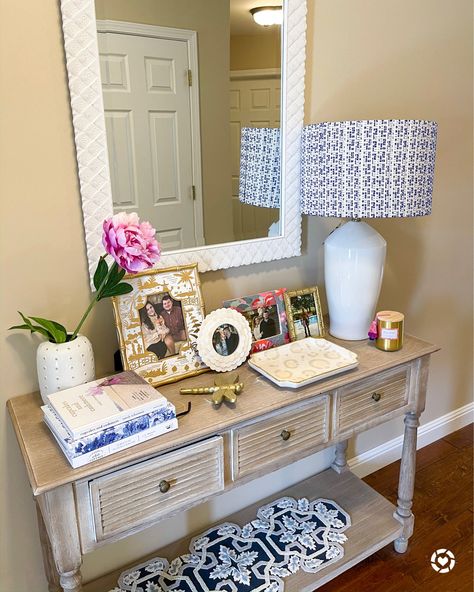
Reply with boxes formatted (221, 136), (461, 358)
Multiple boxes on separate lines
(180, 373), (243, 407)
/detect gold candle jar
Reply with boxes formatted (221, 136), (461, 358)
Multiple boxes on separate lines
(375, 311), (404, 352)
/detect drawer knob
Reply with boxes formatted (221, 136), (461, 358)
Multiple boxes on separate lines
(372, 392), (382, 402)
(280, 429), (291, 441)
(159, 479), (171, 493)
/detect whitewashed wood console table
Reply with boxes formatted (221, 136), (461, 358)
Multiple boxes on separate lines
(7, 335), (438, 592)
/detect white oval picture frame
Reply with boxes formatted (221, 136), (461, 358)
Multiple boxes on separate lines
(197, 309), (252, 372)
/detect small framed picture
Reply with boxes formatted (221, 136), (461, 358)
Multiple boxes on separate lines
(284, 286), (325, 342)
(112, 263), (208, 387)
(197, 308), (252, 372)
(223, 289), (290, 353)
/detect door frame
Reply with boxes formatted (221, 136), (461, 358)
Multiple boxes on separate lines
(97, 19), (205, 247)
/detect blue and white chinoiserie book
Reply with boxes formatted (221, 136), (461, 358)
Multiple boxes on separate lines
(43, 402), (178, 468)
(46, 371), (168, 440)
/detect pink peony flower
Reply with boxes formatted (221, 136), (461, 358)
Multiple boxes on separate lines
(102, 212), (161, 274)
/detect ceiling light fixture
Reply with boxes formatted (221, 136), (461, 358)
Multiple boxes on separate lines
(250, 6), (283, 26)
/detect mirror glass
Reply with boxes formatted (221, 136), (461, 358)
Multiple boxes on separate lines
(94, 0), (282, 253)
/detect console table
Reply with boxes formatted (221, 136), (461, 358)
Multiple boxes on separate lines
(7, 334), (438, 592)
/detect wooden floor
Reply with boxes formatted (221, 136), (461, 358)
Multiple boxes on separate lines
(318, 424), (473, 592)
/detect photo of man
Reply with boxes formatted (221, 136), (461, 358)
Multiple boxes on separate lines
(212, 324), (240, 356)
(259, 307), (278, 338)
(161, 293), (186, 342)
(289, 292), (322, 340)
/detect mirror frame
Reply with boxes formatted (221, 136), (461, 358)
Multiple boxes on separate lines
(59, 0), (307, 281)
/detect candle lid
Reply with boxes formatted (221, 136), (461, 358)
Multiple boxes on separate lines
(376, 310), (404, 322)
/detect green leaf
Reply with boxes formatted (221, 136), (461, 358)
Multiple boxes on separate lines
(106, 263), (126, 289)
(29, 317), (68, 343)
(99, 282), (134, 300)
(10, 313), (51, 339)
(18, 311), (35, 330)
(93, 257), (109, 292)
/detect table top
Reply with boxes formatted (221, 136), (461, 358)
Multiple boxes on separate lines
(7, 335), (438, 496)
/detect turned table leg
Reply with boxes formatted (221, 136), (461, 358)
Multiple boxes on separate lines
(331, 440), (349, 473)
(36, 502), (61, 592)
(37, 485), (83, 592)
(394, 411), (419, 553)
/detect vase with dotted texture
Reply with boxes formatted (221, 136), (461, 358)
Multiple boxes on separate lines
(36, 335), (95, 404)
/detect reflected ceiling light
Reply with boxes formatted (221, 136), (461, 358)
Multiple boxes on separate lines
(250, 6), (283, 26)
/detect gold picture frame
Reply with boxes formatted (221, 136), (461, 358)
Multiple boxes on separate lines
(284, 286), (325, 341)
(112, 263), (208, 387)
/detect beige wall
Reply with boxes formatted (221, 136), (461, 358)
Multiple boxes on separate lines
(95, 0), (233, 245)
(230, 30), (281, 70)
(0, 0), (472, 589)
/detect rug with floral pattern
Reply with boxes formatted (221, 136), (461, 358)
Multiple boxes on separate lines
(109, 496), (350, 592)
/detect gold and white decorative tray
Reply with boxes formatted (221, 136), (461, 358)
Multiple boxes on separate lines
(248, 338), (358, 388)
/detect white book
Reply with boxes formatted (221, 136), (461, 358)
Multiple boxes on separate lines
(42, 402), (176, 452)
(46, 371), (168, 440)
(45, 412), (178, 468)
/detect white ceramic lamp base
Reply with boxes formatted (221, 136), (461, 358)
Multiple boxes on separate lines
(325, 221), (386, 340)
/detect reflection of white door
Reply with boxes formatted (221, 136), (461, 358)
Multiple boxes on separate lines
(98, 23), (204, 250)
(230, 70), (281, 241)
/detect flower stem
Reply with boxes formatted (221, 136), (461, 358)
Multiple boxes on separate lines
(70, 257), (111, 341)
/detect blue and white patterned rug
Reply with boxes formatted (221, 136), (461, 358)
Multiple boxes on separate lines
(109, 496), (351, 592)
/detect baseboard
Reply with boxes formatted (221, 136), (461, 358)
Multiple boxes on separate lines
(348, 402), (474, 478)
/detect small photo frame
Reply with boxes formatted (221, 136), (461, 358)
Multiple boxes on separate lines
(284, 286), (325, 342)
(112, 263), (208, 387)
(197, 308), (252, 372)
(223, 289), (289, 353)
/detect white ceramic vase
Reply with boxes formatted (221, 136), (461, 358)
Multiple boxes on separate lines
(36, 335), (95, 404)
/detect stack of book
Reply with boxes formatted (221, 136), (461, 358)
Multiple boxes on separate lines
(42, 371), (177, 468)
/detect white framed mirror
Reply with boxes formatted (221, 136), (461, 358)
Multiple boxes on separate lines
(59, 0), (307, 280)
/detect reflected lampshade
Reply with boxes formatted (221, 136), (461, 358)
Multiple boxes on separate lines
(300, 119), (438, 218)
(239, 127), (281, 209)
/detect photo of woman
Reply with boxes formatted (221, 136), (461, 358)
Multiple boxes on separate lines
(139, 300), (176, 360)
(252, 309), (263, 340)
(212, 324), (240, 356)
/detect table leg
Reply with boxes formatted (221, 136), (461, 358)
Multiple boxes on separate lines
(331, 440), (349, 473)
(394, 411), (419, 553)
(36, 501), (61, 592)
(37, 485), (83, 592)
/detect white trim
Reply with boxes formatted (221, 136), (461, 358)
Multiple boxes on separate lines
(59, 0), (306, 280)
(230, 68), (281, 80)
(348, 402), (474, 478)
(96, 20), (205, 249)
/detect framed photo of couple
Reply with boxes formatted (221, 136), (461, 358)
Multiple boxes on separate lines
(223, 289), (290, 353)
(284, 286), (325, 341)
(112, 263), (208, 387)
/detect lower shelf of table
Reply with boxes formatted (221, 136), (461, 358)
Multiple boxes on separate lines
(84, 468), (403, 592)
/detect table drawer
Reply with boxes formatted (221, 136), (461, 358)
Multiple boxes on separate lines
(231, 396), (330, 481)
(334, 366), (410, 437)
(89, 436), (224, 541)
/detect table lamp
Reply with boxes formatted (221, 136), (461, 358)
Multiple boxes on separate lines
(300, 119), (438, 340)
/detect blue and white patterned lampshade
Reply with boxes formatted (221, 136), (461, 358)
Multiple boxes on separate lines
(239, 127), (281, 208)
(300, 120), (438, 218)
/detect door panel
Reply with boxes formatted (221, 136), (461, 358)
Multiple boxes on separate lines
(99, 32), (198, 249)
